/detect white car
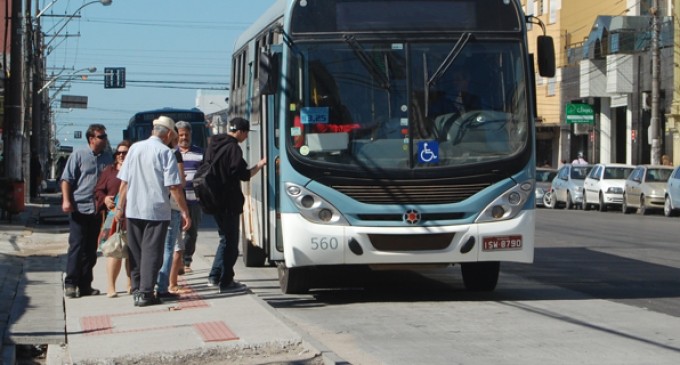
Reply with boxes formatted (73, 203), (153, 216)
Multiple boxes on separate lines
(583, 163), (634, 212)
(665, 165), (680, 217)
(622, 165), (673, 215)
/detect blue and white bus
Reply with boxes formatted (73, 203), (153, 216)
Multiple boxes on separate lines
(231, 0), (555, 293)
(123, 107), (211, 149)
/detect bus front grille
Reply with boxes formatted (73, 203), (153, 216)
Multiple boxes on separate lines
(368, 233), (455, 251)
(332, 183), (490, 204)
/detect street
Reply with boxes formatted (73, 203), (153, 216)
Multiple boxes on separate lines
(234, 208), (680, 364)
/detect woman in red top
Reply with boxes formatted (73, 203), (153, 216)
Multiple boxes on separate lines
(95, 140), (131, 297)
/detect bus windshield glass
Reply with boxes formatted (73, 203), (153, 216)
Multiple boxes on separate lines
(287, 40), (528, 170)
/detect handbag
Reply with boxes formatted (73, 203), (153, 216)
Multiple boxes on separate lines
(98, 210), (115, 252)
(101, 218), (128, 259)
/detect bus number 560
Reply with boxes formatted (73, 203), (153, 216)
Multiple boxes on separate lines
(311, 237), (339, 250)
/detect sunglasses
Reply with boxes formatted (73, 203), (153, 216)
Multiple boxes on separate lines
(95, 134), (108, 140)
(115, 151), (128, 156)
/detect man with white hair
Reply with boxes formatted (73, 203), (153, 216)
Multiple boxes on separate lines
(115, 116), (191, 307)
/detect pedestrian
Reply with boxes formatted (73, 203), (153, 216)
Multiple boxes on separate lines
(572, 152), (588, 165)
(94, 140), (132, 298)
(114, 116), (192, 307)
(662, 154), (673, 166)
(207, 117), (266, 294)
(175, 121), (204, 275)
(61, 124), (113, 299)
(157, 130), (185, 298)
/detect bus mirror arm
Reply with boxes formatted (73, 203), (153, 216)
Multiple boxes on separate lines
(526, 15), (555, 78)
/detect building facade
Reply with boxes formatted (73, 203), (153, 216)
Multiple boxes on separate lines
(525, 0), (676, 166)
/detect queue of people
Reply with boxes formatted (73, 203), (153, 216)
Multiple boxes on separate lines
(61, 116), (263, 307)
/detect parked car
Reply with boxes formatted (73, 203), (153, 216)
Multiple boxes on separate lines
(548, 164), (592, 209)
(535, 167), (557, 207)
(622, 165), (673, 215)
(583, 163), (634, 212)
(665, 165), (680, 217)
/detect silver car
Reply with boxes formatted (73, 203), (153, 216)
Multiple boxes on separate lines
(535, 168), (557, 207)
(665, 165), (680, 217)
(622, 165), (673, 215)
(548, 164), (592, 209)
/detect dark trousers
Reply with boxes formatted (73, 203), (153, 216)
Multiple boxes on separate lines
(126, 218), (169, 295)
(208, 212), (240, 286)
(182, 204), (203, 266)
(65, 211), (102, 290)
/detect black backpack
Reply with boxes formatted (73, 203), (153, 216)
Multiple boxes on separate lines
(193, 143), (229, 214)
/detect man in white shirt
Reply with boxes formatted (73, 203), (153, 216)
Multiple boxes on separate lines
(115, 116), (191, 307)
(572, 152), (588, 165)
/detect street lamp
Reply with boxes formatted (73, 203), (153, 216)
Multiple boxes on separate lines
(43, 0), (113, 50)
(38, 66), (97, 94)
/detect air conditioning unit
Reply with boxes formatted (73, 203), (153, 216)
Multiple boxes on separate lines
(641, 91), (651, 111)
(573, 123), (590, 136)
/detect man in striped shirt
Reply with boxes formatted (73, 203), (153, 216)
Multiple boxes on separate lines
(176, 121), (204, 274)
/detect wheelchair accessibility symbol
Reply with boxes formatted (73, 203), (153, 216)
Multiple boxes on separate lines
(418, 141), (439, 163)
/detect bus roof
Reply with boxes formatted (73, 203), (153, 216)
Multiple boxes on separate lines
(132, 107), (204, 117)
(233, 0), (287, 51)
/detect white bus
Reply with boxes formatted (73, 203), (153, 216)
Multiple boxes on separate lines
(230, 0), (555, 293)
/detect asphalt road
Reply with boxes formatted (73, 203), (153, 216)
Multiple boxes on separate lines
(240, 208), (680, 364)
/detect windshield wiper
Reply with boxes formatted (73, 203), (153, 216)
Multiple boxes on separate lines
(344, 35), (390, 89)
(427, 32), (473, 87)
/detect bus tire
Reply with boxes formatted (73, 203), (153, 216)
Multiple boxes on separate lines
(277, 263), (311, 294)
(242, 239), (267, 267)
(461, 261), (500, 291)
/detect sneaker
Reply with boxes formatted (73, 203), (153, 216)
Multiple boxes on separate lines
(64, 286), (77, 299)
(218, 281), (247, 294)
(79, 287), (101, 296)
(207, 278), (219, 287)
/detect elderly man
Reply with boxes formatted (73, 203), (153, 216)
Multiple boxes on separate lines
(61, 124), (113, 298)
(115, 116), (191, 307)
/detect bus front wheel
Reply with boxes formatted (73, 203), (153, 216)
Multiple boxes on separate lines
(461, 261), (500, 291)
(277, 263), (311, 294)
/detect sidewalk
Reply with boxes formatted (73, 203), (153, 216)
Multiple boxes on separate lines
(1, 196), (334, 365)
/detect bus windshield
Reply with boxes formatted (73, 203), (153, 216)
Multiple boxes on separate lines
(287, 40), (528, 170)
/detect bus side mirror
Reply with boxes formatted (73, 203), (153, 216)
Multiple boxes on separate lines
(537, 35), (555, 78)
(259, 51), (279, 95)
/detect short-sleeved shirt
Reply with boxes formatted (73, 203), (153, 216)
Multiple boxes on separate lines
(60, 146), (113, 214)
(179, 145), (204, 205)
(117, 136), (181, 221)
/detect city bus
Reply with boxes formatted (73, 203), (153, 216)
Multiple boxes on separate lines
(231, 0), (555, 293)
(123, 107), (211, 149)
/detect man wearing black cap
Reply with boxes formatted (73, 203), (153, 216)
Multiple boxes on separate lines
(206, 117), (266, 293)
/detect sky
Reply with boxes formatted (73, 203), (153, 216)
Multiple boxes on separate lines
(42, 0), (277, 148)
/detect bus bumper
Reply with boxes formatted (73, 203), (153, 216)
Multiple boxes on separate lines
(280, 210), (535, 267)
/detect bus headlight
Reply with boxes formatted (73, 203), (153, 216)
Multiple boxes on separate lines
(476, 180), (534, 223)
(285, 182), (348, 225)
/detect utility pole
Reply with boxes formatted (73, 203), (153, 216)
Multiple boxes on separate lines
(650, 0), (661, 165)
(3, 0), (25, 182)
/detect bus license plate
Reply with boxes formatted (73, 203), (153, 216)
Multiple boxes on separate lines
(482, 235), (522, 251)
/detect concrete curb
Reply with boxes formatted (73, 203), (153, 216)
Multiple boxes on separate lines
(248, 284), (349, 365)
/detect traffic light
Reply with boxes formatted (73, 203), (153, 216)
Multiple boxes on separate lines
(104, 67), (126, 89)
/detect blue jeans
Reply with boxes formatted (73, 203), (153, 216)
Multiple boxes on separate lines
(208, 212), (240, 287)
(156, 209), (181, 293)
